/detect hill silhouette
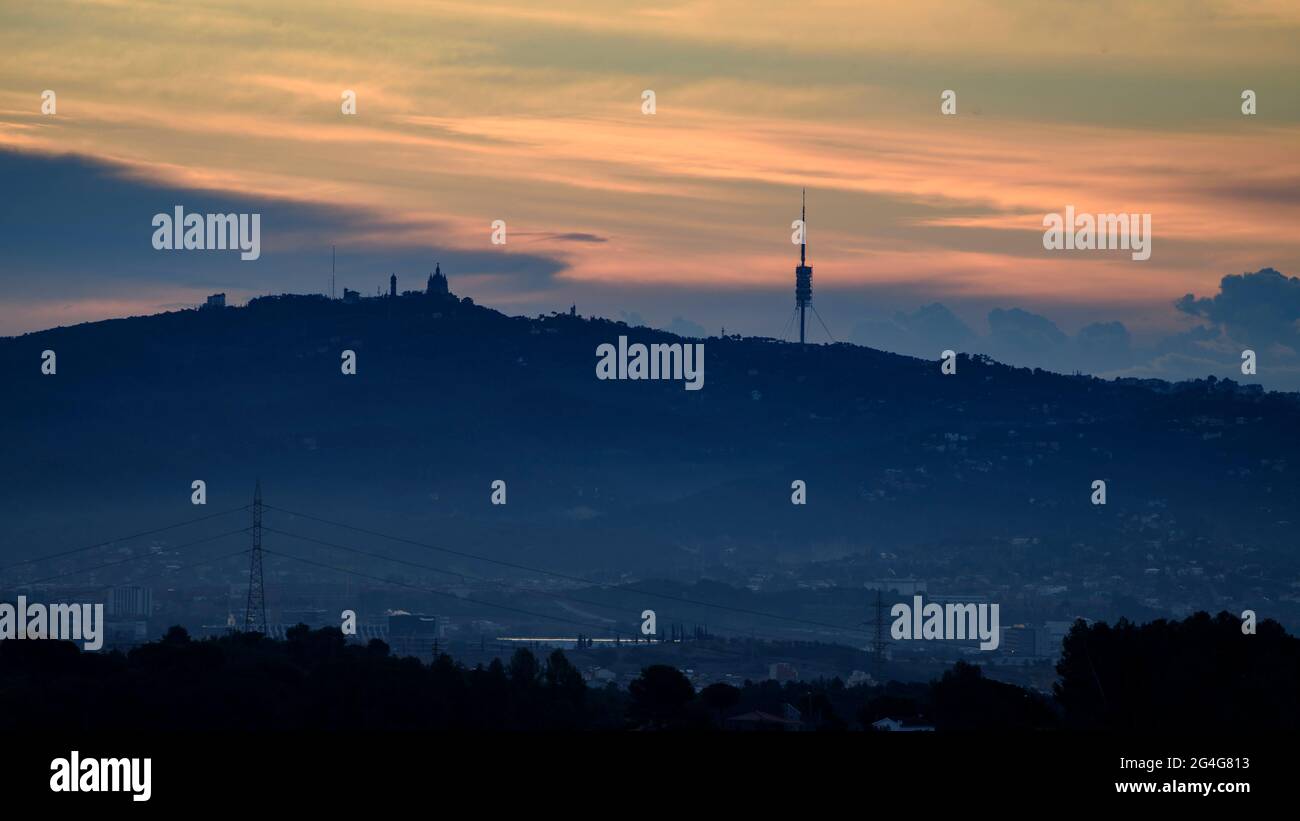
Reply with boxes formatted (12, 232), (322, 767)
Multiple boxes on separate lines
(2, 290), (1298, 612)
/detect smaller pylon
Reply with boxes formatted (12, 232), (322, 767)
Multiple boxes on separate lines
(862, 589), (888, 675)
(244, 480), (267, 633)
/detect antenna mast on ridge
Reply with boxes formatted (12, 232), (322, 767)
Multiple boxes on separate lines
(795, 189), (813, 345)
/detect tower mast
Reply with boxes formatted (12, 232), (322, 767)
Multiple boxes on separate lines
(800, 189), (806, 267)
(795, 189), (813, 345)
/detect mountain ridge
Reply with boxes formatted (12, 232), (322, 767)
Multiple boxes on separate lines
(2, 291), (1297, 628)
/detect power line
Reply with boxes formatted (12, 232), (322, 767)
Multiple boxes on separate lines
(263, 504), (864, 636)
(6, 499), (865, 649)
(264, 548), (626, 634)
(263, 524), (827, 641)
(862, 589), (889, 676)
(265, 504), (862, 633)
(263, 526), (470, 584)
(263, 548), (801, 659)
(0, 505), (251, 574)
(114, 547), (254, 590)
(12, 527), (251, 587)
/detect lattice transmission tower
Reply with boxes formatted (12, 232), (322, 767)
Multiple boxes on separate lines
(243, 480), (267, 633)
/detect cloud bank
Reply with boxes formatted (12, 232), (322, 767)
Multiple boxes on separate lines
(852, 269), (1300, 391)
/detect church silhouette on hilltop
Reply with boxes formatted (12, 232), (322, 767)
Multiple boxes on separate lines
(377, 263), (453, 302)
(426, 263), (449, 296)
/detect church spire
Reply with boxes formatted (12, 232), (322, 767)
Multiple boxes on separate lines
(427, 262), (448, 296)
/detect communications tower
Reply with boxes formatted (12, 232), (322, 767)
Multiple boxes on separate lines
(795, 189), (813, 345)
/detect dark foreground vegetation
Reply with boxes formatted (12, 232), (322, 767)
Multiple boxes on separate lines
(0, 611), (1293, 732)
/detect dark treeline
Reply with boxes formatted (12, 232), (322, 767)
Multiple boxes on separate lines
(0, 611), (1293, 732)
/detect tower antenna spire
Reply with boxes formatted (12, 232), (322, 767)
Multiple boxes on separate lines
(800, 188), (806, 266)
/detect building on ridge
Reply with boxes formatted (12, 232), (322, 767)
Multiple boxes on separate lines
(427, 263), (449, 296)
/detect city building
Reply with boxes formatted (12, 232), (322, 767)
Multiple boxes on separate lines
(847, 670), (877, 687)
(866, 578), (928, 596)
(1038, 620), (1077, 658)
(768, 662), (798, 682)
(1000, 624), (1039, 657)
(387, 610), (442, 658)
(106, 585), (152, 618)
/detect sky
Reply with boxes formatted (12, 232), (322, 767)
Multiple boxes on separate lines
(2, 0), (1300, 385)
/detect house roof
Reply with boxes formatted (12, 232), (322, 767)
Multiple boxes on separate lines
(727, 710), (802, 726)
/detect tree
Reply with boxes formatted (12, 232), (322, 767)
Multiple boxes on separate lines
(931, 660), (1055, 732)
(628, 665), (695, 729)
(544, 650), (587, 727)
(1055, 611), (1300, 732)
(700, 682), (741, 724)
(545, 650), (585, 697)
(508, 648), (540, 689)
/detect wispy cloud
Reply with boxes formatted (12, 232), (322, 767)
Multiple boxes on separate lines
(0, 0), (1297, 344)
